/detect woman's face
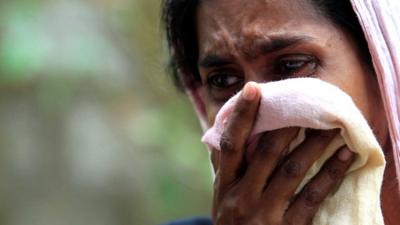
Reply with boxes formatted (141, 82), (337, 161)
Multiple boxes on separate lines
(196, 0), (388, 149)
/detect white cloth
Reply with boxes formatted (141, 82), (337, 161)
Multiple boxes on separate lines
(202, 78), (385, 225)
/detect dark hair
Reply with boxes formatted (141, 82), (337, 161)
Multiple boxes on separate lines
(162, 0), (372, 90)
(162, 0), (200, 91)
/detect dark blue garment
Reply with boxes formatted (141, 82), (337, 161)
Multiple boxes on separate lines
(160, 217), (212, 225)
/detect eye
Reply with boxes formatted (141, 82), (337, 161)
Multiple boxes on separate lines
(273, 54), (318, 78)
(207, 72), (243, 89)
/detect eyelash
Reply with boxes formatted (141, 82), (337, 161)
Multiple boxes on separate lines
(206, 72), (243, 90)
(273, 54), (318, 79)
(206, 54), (318, 89)
(203, 54), (319, 102)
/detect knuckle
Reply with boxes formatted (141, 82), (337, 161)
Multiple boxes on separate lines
(282, 160), (303, 178)
(233, 101), (249, 116)
(326, 164), (344, 180)
(246, 217), (268, 225)
(221, 197), (247, 221)
(214, 210), (229, 225)
(284, 219), (296, 225)
(213, 174), (221, 189)
(302, 186), (323, 207)
(220, 134), (235, 152)
(257, 134), (280, 156)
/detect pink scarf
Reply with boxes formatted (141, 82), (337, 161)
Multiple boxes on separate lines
(351, 0), (400, 191)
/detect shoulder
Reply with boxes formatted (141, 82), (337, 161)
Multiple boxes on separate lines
(160, 217), (212, 225)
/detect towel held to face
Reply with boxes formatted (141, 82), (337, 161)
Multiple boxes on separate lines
(202, 78), (385, 225)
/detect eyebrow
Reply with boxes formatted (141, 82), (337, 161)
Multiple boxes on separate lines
(198, 35), (313, 68)
(249, 36), (312, 57)
(198, 54), (234, 68)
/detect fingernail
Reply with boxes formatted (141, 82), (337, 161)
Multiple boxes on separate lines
(242, 82), (257, 101)
(338, 147), (353, 161)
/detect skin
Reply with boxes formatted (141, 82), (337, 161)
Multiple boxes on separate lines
(193, 0), (397, 224)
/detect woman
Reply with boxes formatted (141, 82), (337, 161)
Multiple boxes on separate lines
(162, 0), (400, 224)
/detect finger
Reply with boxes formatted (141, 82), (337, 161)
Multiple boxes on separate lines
(284, 146), (355, 225)
(210, 148), (220, 174)
(260, 129), (338, 215)
(241, 128), (299, 194)
(218, 82), (261, 191)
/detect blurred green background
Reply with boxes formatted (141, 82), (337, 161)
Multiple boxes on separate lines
(0, 0), (212, 224)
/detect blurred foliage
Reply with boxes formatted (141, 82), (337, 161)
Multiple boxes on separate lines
(0, 0), (212, 225)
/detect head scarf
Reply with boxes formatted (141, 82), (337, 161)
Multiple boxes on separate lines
(350, 0), (400, 191)
(184, 0), (400, 191)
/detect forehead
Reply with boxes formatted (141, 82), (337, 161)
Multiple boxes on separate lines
(198, 0), (315, 23)
(196, 0), (329, 58)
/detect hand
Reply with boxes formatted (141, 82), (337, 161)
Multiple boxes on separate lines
(211, 82), (355, 225)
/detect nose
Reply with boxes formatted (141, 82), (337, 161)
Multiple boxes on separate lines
(243, 67), (273, 84)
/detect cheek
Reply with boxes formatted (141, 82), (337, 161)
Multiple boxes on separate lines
(345, 74), (388, 146)
(317, 35), (379, 124)
(206, 103), (222, 126)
